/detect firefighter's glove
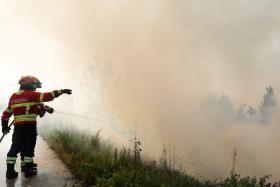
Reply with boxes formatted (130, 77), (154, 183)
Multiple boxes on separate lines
(46, 107), (54, 114)
(37, 104), (46, 117)
(61, 89), (72, 95)
(38, 109), (46, 118)
(2, 120), (10, 134)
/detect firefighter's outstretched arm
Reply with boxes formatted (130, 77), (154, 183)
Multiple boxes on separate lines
(34, 89), (72, 103)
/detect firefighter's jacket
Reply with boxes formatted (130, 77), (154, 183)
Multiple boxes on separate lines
(2, 90), (60, 125)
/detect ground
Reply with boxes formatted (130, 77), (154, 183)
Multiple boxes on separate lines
(0, 134), (78, 187)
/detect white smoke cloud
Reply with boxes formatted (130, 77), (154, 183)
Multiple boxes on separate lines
(1, 0), (280, 181)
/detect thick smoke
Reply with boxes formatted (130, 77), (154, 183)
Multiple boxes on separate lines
(2, 0), (280, 180)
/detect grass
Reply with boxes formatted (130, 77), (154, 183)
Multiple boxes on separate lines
(40, 126), (280, 187)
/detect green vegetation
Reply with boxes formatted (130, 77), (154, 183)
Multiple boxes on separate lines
(40, 127), (280, 187)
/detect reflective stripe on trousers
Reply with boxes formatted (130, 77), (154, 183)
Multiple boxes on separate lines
(6, 156), (17, 164)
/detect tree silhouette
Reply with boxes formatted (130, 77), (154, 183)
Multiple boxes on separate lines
(259, 86), (277, 124)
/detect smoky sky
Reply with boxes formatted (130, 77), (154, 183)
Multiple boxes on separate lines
(1, 0), (280, 180)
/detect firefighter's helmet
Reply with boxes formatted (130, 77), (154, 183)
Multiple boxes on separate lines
(33, 77), (42, 88)
(18, 75), (41, 88)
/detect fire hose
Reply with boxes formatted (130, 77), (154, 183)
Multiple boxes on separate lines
(0, 107), (129, 143)
(0, 105), (54, 143)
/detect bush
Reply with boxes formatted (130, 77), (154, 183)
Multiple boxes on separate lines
(40, 127), (280, 187)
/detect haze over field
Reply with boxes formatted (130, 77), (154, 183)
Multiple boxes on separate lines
(1, 0), (280, 180)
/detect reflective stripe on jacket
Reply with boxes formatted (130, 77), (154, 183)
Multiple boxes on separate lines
(2, 90), (57, 125)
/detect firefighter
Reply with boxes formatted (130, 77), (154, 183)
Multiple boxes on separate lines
(1, 75), (72, 179)
(20, 76), (43, 172)
(20, 104), (53, 172)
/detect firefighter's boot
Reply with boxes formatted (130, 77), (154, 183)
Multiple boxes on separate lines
(21, 161), (37, 172)
(6, 164), (18, 179)
(24, 163), (37, 178)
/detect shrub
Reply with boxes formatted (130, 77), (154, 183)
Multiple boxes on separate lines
(40, 126), (280, 187)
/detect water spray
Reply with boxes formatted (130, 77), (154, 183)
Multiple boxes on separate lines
(0, 109), (132, 143)
(53, 110), (110, 123)
(53, 110), (132, 139)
